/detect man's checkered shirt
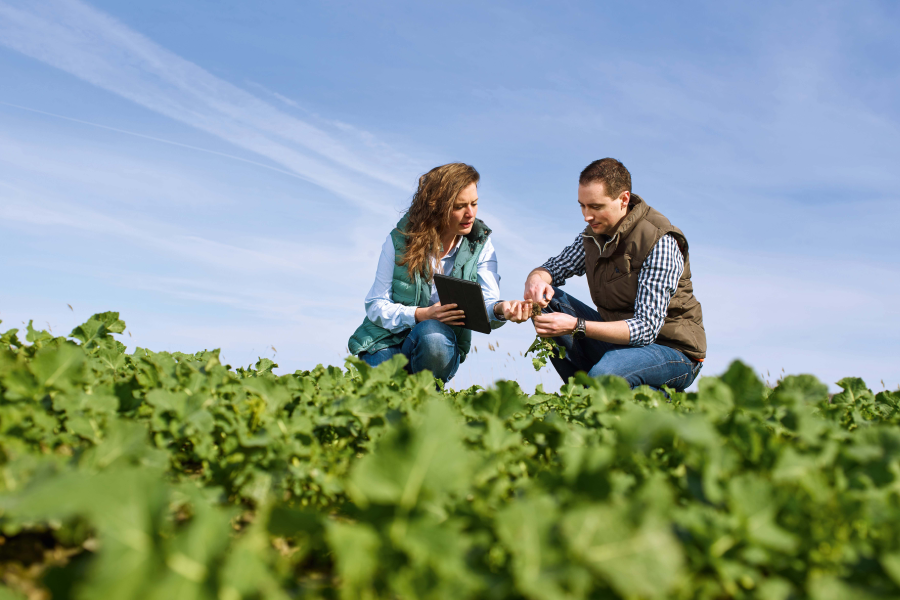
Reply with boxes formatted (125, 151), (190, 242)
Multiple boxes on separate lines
(540, 233), (684, 347)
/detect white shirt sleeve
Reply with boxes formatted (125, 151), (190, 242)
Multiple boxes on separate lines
(363, 234), (418, 333)
(477, 239), (505, 326)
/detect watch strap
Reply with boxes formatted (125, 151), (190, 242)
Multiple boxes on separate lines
(573, 317), (586, 339)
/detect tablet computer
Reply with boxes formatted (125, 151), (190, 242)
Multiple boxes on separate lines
(433, 274), (492, 335)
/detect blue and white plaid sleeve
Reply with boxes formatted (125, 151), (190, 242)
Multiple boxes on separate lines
(539, 234), (587, 286)
(625, 234), (684, 347)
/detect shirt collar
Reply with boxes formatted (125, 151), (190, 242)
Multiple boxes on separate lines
(600, 233), (618, 254)
(434, 235), (464, 266)
(443, 235), (463, 259)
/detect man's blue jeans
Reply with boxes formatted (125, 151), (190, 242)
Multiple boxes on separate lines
(358, 320), (460, 383)
(542, 287), (702, 391)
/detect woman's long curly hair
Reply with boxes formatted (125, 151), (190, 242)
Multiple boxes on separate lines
(398, 163), (480, 282)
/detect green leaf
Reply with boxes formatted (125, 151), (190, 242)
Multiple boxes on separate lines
(562, 504), (684, 599)
(496, 496), (568, 599)
(54, 390), (119, 415)
(145, 389), (189, 417)
(469, 380), (526, 419)
(30, 343), (88, 392)
(253, 358), (278, 375)
(755, 578), (794, 600)
(326, 521), (381, 600)
(720, 361), (767, 409)
(833, 377), (872, 406)
(727, 475), (798, 553)
(393, 517), (483, 597)
(69, 312), (126, 349)
(807, 575), (881, 600)
(694, 377), (734, 417)
(524, 336), (564, 371)
(880, 552), (900, 587)
(0, 585), (27, 600)
(267, 505), (323, 538)
(348, 400), (473, 509)
(25, 320), (55, 345)
(0, 327), (21, 349)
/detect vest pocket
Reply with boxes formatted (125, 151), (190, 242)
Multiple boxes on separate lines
(606, 255), (632, 282)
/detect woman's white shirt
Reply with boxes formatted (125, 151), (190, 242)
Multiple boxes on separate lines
(363, 233), (503, 334)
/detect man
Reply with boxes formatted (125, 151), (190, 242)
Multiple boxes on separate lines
(524, 158), (706, 391)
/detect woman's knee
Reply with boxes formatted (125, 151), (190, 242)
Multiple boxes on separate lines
(358, 347), (396, 368)
(412, 320), (456, 352)
(408, 320), (458, 368)
(414, 319), (455, 338)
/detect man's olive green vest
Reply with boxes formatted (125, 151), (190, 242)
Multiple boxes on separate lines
(348, 215), (493, 363)
(582, 195), (707, 361)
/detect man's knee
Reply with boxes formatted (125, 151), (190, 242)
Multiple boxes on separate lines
(588, 354), (642, 387)
(589, 360), (629, 380)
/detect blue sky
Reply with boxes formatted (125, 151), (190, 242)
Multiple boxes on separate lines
(1, 0), (898, 392)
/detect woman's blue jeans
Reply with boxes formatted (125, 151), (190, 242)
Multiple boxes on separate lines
(543, 287), (702, 391)
(358, 320), (460, 383)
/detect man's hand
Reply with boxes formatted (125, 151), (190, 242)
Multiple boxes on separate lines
(532, 313), (578, 338)
(415, 303), (465, 326)
(495, 300), (533, 323)
(524, 269), (554, 308)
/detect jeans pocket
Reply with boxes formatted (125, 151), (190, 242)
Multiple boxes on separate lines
(664, 372), (691, 391)
(691, 361), (703, 380)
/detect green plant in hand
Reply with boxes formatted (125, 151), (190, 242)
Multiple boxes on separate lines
(525, 335), (565, 370)
(524, 301), (566, 370)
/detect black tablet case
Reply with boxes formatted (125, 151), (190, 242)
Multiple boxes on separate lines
(433, 274), (492, 335)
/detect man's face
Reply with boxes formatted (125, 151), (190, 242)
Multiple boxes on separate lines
(578, 182), (630, 237)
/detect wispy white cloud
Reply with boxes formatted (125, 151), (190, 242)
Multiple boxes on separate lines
(0, 113), (387, 329)
(0, 102), (347, 195)
(117, 273), (361, 320)
(0, 185), (380, 346)
(0, 0), (428, 213)
(0, 200), (374, 284)
(0, 190), (377, 283)
(0, 127), (235, 208)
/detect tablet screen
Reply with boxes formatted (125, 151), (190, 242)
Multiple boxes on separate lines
(433, 274), (492, 334)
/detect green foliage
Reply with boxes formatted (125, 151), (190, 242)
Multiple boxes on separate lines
(524, 335), (565, 370)
(2, 314), (900, 599)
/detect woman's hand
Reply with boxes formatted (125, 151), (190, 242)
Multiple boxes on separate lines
(532, 313), (578, 338)
(415, 303), (466, 326)
(495, 300), (533, 323)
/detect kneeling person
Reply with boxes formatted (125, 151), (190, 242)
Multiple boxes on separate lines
(525, 158), (706, 391)
(349, 163), (529, 383)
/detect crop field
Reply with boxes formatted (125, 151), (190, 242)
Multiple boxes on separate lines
(2, 312), (900, 599)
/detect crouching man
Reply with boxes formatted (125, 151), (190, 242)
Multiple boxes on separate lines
(524, 158), (706, 391)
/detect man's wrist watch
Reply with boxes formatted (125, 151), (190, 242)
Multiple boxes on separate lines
(493, 301), (507, 321)
(572, 317), (586, 339)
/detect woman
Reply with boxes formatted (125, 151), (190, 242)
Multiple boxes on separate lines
(348, 163), (529, 383)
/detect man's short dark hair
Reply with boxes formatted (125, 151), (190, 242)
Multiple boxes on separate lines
(579, 158), (631, 198)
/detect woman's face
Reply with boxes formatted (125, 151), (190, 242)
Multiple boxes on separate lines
(447, 182), (478, 236)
